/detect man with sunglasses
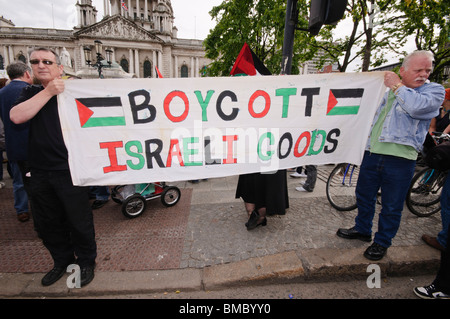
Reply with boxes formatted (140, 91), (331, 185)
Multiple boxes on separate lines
(10, 47), (97, 287)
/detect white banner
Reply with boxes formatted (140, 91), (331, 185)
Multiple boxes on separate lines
(58, 72), (386, 186)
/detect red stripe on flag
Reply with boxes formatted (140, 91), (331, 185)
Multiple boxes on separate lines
(327, 90), (338, 114)
(230, 43), (257, 76)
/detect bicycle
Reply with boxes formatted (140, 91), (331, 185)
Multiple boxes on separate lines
(326, 163), (360, 211)
(406, 167), (446, 217)
(405, 132), (450, 217)
(326, 133), (449, 215)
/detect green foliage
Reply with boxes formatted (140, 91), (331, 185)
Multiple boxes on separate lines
(203, 0), (315, 76)
(203, 0), (449, 82)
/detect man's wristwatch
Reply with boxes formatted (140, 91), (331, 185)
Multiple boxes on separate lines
(391, 82), (403, 92)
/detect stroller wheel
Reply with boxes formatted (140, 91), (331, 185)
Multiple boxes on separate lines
(122, 194), (146, 218)
(161, 186), (181, 207)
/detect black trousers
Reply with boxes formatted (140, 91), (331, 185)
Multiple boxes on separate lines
(434, 222), (450, 293)
(31, 169), (97, 268)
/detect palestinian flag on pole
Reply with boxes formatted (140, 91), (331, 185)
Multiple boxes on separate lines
(230, 43), (271, 76)
(76, 97), (126, 128)
(326, 88), (365, 116)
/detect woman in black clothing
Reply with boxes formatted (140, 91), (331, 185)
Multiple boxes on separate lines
(235, 170), (289, 230)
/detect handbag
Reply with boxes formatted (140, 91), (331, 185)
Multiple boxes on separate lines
(424, 141), (450, 170)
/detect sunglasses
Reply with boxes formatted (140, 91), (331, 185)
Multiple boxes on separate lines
(30, 59), (57, 66)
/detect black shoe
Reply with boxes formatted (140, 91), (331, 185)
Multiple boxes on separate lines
(41, 266), (67, 286)
(364, 242), (387, 260)
(91, 199), (108, 210)
(336, 226), (371, 242)
(80, 264), (95, 287)
(246, 210), (267, 230)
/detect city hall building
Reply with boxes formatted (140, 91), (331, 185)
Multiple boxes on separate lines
(0, 0), (210, 79)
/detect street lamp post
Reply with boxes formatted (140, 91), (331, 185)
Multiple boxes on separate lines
(83, 40), (113, 79)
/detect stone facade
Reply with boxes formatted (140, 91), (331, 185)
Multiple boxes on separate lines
(0, 0), (210, 79)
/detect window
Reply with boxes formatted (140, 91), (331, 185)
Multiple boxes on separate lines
(18, 54), (26, 64)
(120, 58), (129, 73)
(143, 60), (152, 78)
(181, 65), (188, 78)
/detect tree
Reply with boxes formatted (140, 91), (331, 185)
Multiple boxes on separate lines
(203, 0), (316, 76)
(385, 0), (449, 82)
(204, 0), (449, 80)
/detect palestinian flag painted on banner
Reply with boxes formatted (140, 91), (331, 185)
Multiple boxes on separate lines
(75, 97), (126, 128)
(230, 43), (271, 76)
(327, 88), (364, 116)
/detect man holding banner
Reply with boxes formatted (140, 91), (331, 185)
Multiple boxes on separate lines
(337, 51), (446, 261)
(10, 47), (97, 287)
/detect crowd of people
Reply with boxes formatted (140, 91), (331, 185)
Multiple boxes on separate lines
(0, 48), (449, 298)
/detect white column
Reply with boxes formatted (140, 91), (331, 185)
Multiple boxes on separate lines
(26, 46), (31, 64)
(174, 55), (178, 78)
(8, 46), (14, 63)
(77, 6), (82, 26)
(152, 50), (157, 78)
(136, 0), (140, 19)
(3, 46), (10, 67)
(158, 51), (163, 75)
(128, 0), (132, 18)
(144, 0), (148, 20)
(134, 49), (140, 78)
(129, 49), (134, 74)
(80, 46), (86, 67)
(111, 48), (116, 63)
(195, 57), (199, 77)
(190, 57), (194, 78)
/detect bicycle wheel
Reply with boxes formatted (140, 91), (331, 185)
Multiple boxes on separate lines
(406, 167), (444, 217)
(326, 163), (360, 211)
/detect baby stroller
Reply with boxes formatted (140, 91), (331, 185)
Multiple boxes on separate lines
(111, 182), (181, 218)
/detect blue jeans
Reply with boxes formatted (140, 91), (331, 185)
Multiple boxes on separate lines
(10, 161), (29, 214)
(89, 186), (110, 201)
(354, 151), (416, 248)
(437, 171), (450, 249)
(303, 165), (317, 191)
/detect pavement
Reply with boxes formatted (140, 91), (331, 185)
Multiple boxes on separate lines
(0, 164), (443, 298)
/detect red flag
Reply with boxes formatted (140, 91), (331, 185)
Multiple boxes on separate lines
(121, 0), (128, 11)
(155, 66), (163, 78)
(230, 43), (271, 76)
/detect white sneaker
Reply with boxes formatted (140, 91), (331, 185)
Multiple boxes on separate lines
(295, 186), (308, 192)
(414, 284), (450, 299)
(0, 181), (5, 189)
(290, 172), (307, 178)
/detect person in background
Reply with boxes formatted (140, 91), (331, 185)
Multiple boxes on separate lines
(90, 186), (110, 210)
(336, 50), (445, 261)
(0, 62), (33, 222)
(421, 88), (450, 252)
(295, 165), (317, 193)
(414, 222), (450, 299)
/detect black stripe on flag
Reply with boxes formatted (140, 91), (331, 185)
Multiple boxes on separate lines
(76, 97), (122, 108)
(331, 89), (364, 99)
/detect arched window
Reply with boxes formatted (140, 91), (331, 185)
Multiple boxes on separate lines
(181, 65), (188, 78)
(143, 60), (152, 78)
(0, 55), (4, 70)
(120, 58), (129, 73)
(18, 54), (26, 64)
